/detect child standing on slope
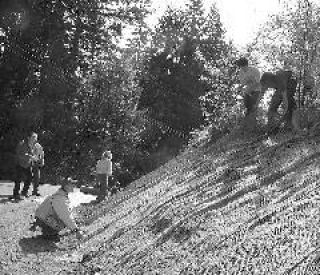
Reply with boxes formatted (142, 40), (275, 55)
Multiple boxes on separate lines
(96, 150), (113, 201)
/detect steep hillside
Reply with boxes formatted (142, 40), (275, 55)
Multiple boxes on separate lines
(2, 131), (320, 275)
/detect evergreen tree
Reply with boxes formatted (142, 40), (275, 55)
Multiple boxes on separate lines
(138, 4), (208, 144)
(0, 0), (151, 181)
(199, 4), (239, 131)
(138, 0), (238, 151)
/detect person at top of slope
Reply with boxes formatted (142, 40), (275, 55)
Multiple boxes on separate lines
(236, 57), (261, 118)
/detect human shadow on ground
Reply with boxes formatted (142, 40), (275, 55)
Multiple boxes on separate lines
(19, 235), (58, 254)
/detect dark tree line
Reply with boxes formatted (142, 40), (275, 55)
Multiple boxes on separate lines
(0, 0), (240, 185)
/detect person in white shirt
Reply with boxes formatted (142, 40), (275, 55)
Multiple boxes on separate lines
(30, 177), (84, 241)
(31, 139), (45, 196)
(96, 150), (113, 201)
(236, 57), (261, 117)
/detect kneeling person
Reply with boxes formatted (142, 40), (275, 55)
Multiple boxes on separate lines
(30, 177), (84, 241)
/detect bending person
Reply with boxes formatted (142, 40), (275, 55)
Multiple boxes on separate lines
(260, 70), (297, 134)
(30, 177), (84, 241)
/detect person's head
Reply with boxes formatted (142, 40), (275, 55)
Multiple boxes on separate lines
(27, 131), (38, 145)
(260, 72), (277, 91)
(102, 150), (112, 160)
(235, 57), (249, 68)
(61, 177), (78, 193)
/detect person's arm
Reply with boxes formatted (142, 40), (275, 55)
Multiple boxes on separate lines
(245, 69), (261, 94)
(39, 144), (45, 166)
(238, 83), (245, 90)
(96, 160), (101, 174)
(238, 70), (249, 95)
(52, 196), (78, 230)
(16, 142), (34, 166)
(107, 160), (112, 176)
(244, 78), (256, 86)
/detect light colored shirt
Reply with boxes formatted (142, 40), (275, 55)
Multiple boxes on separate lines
(239, 66), (261, 94)
(32, 142), (44, 166)
(96, 158), (112, 175)
(35, 188), (77, 231)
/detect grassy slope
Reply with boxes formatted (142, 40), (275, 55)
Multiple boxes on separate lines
(2, 131), (320, 274)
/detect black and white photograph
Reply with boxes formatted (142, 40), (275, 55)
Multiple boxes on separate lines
(0, 0), (320, 274)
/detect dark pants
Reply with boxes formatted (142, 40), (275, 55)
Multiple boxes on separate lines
(32, 165), (41, 194)
(244, 91), (260, 116)
(13, 165), (33, 196)
(96, 173), (109, 199)
(32, 217), (59, 237)
(108, 176), (120, 195)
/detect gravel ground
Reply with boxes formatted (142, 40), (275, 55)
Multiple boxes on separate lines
(0, 183), (96, 275)
(1, 133), (320, 274)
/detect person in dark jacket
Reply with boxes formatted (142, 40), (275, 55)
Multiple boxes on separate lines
(11, 131), (38, 200)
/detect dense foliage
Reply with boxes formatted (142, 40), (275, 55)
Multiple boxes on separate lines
(250, 0), (320, 108)
(137, 1), (239, 155)
(0, 0), (151, 184)
(2, 0), (318, 186)
(0, 0), (241, 183)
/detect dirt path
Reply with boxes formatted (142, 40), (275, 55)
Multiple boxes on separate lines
(0, 181), (96, 275)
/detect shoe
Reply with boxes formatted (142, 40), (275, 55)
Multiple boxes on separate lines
(96, 195), (106, 202)
(32, 192), (41, 196)
(29, 223), (37, 232)
(10, 195), (22, 200)
(42, 234), (60, 242)
(21, 192), (30, 198)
